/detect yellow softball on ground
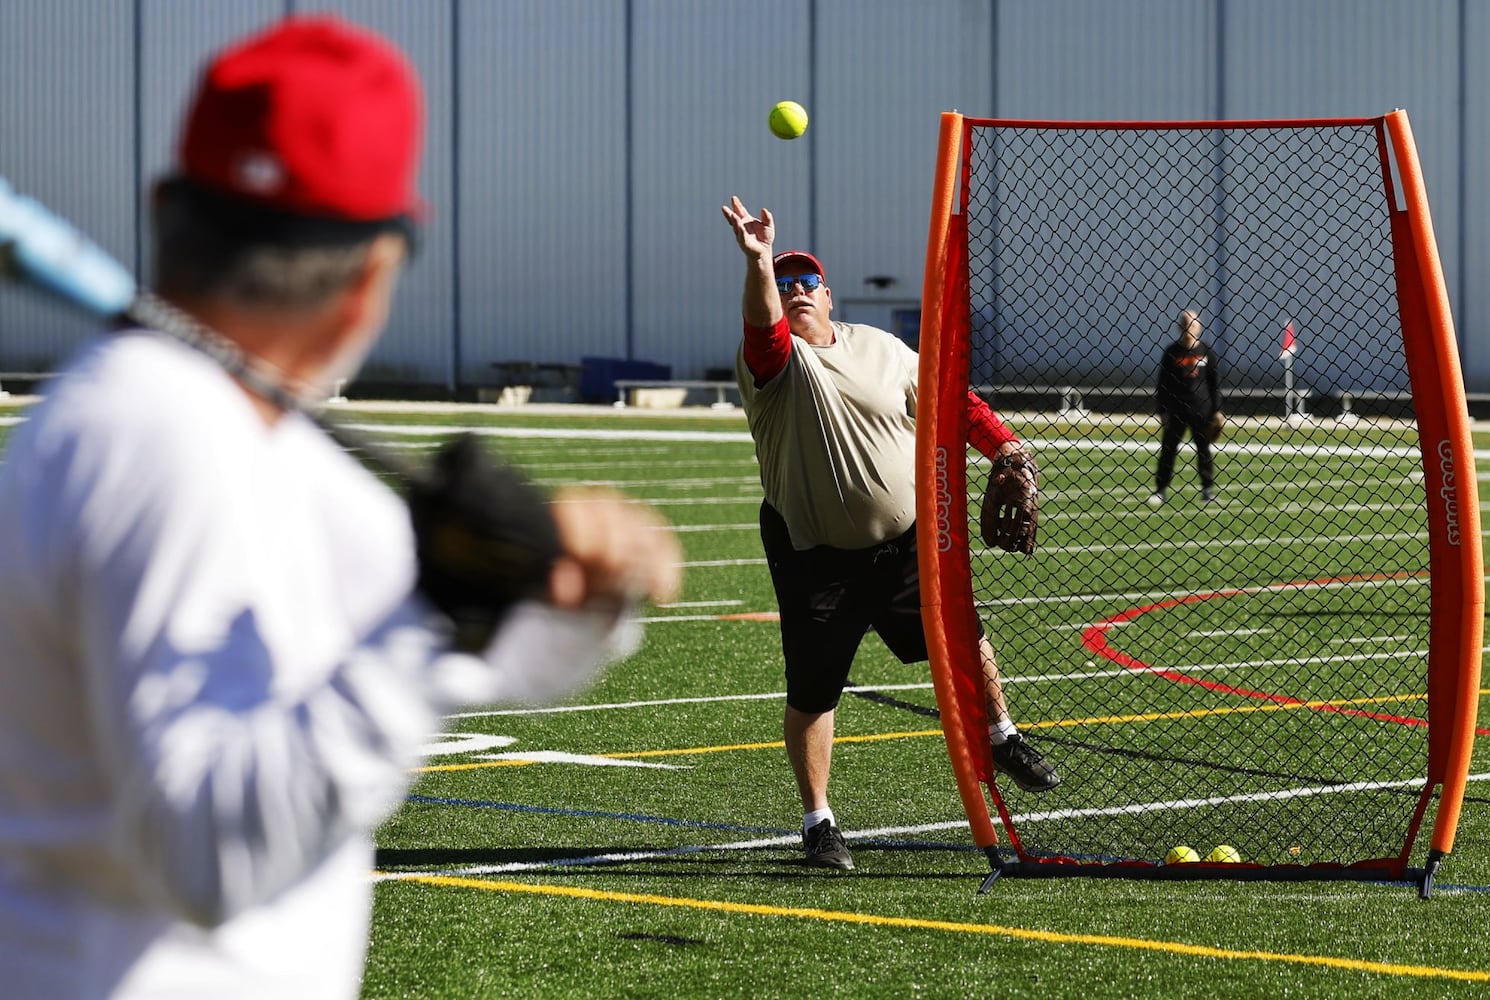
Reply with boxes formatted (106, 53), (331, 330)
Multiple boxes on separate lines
(769, 100), (809, 140)
(1206, 844), (1242, 863)
(1165, 845), (1199, 865)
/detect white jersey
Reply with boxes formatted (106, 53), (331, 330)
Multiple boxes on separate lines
(0, 331), (634, 998)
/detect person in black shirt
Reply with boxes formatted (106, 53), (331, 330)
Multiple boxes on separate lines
(1150, 309), (1223, 504)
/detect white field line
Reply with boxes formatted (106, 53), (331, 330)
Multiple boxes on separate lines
(376, 771), (1490, 880)
(1330, 634), (1418, 645)
(335, 422), (1442, 460)
(612, 489), (1424, 512)
(625, 497), (765, 508)
(6, 411), (1490, 463)
(539, 464), (756, 473)
(978, 567), (1428, 610)
(671, 527), (1429, 569)
(654, 570), (1431, 612)
(447, 681), (940, 720)
(628, 493), (1433, 518)
(446, 646), (1425, 720)
(656, 599), (744, 609)
(544, 476), (761, 490)
(637, 612), (765, 621)
(1189, 627), (1273, 637)
(343, 422), (758, 443)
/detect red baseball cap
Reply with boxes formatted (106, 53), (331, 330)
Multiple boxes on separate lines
(772, 250), (826, 280)
(176, 16), (423, 225)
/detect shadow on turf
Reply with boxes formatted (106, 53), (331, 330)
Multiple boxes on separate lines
(848, 680), (1490, 805)
(375, 842), (983, 880)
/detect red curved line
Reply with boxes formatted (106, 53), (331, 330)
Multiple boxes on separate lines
(1080, 571), (1447, 729)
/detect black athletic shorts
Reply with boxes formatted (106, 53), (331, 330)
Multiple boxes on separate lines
(759, 501), (929, 714)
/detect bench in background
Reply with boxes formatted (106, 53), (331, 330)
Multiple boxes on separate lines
(612, 379), (740, 409)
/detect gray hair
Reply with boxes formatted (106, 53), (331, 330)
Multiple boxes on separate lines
(151, 188), (376, 311)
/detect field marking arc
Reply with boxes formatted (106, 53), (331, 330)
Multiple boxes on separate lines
(1081, 571), (1437, 729)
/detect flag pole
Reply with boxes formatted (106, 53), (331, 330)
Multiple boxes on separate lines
(1281, 319), (1301, 423)
(1283, 350), (1294, 419)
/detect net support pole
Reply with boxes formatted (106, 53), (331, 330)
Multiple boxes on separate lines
(916, 111), (1002, 870)
(1382, 111), (1484, 882)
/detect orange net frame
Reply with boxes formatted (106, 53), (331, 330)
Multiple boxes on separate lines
(916, 112), (1482, 894)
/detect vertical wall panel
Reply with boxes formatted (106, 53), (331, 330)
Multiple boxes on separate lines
(811, 0), (993, 344)
(996, 0), (1217, 120)
(631, 0), (808, 377)
(0, 0), (135, 371)
(457, 0), (627, 381)
(303, 0), (457, 386)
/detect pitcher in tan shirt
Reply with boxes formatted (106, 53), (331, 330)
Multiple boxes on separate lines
(722, 196), (1059, 871)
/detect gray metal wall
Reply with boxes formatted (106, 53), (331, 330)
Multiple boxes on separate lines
(1, 0), (1485, 392)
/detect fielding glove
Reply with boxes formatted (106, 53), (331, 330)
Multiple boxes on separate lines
(407, 433), (562, 651)
(979, 449), (1040, 556)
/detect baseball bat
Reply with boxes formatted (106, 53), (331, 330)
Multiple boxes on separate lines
(0, 176), (428, 487)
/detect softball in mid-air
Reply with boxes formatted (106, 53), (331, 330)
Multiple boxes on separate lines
(769, 100), (808, 140)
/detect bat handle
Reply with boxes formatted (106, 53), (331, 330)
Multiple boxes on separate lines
(0, 177), (137, 317)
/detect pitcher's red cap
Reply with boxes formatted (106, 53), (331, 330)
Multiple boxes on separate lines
(177, 16), (423, 223)
(772, 250), (826, 280)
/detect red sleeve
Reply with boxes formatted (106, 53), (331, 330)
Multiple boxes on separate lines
(743, 315), (792, 386)
(966, 391), (1018, 458)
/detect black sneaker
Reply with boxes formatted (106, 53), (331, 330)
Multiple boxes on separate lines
(802, 819), (854, 870)
(991, 734), (1060, 793)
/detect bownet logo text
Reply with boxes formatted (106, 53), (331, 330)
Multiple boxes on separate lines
(935, 446), (953, 552)
(1438, 439), (1461, 546)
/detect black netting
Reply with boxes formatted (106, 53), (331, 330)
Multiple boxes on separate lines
(959, 121), (1428, 869)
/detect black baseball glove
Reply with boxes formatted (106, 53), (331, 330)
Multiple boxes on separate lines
(979, 449), (1039, 555)
(407, 433), (562, 651)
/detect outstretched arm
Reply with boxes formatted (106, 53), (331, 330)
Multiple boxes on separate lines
(721, 195), (779, 327)
(721, 195), (791, 384)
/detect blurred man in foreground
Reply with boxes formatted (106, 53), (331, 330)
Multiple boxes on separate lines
(0, 17), (678, 997)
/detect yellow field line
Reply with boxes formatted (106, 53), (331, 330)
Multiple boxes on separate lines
(390, 874), (1490, 984)
(419, 759), (536, 772)
(416, 690), (1452, 773)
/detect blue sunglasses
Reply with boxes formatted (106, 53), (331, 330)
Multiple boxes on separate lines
(775, 273), (824, 295)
